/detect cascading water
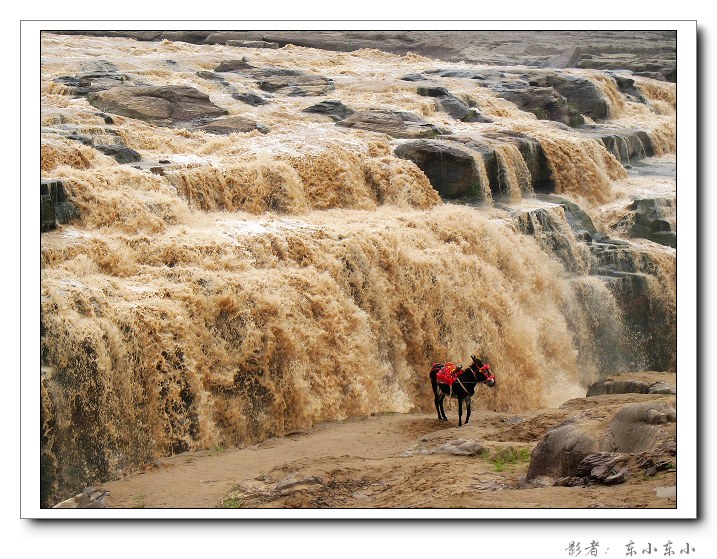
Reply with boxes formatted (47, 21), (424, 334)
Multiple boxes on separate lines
(39, 32), (676, 506)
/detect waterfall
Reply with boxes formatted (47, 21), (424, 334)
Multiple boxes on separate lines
(39, 31), (677, 505)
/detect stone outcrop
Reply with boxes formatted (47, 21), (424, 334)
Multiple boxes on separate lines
(394, 140), (486, 198)
(213, 60), (335, 96)
(394, 132), (553, 199)
(93, 144), (142, 163)
(55, 71), (131, 96)
(302, 100), (355, 122)
(612, 198), (676, 248)
(526, 72), (611, 119)
(337, 110), (449, 139)
(526, 423), (599, 480)
(255, 72), (335, 96)
(416, 86), (491, 122)
(527, 395), (676, 483)
(499, 85), (586, 127)
(231, 92), (269, 106)
(40, 179), (79, 231)
(603, 401), (676, 454)
(198, 115), (270, 135)
(87, 85), (229, 126)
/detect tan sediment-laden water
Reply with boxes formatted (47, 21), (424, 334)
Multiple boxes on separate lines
(39, 31), (677, 508)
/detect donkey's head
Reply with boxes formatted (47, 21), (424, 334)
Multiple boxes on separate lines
(471, 354), (496, 388)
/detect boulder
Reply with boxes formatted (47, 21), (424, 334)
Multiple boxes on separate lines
(435, 132), (554, 195)
(255, 72), (335, 96)
(213, 58), (255, 73)
(87, 85), (228, 126)
(498, 86), (585, 127)
(41, 179), (79, 226)
(302, 100), (355, 122)
(607, 72), (648, 104)
(93, 144), (142, 163)
(338, 110), (449, 139)
(41, 194), (55, 232)
(526, 422), (599, 480)
(527, 73), (610, 119)
(232, 92), (269, 106)
(55, 71), (131, 96)
(599, 131), (655, 164)
(575, 452), (630, 484)
(603, 401), (676, 453)
(198, 115), (270, 135)
(539, 195), (598, 235)
(612, 198), (676, 248)
(394, 139), (486, 198)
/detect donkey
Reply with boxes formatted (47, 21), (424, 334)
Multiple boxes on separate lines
(429, 355), (496, 426)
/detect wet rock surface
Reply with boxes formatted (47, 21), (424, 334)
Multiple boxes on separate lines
(198, 115), (270, 135)
(302, 100), (355, 122)
(394, 140), (487, 198)
(87, 85), (229, 125)
(612, 198), (676, 248)
(337, 109), (450, 139)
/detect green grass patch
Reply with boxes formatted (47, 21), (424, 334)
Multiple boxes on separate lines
(220, 495), (243, 509)
(484, 446), (532, 472)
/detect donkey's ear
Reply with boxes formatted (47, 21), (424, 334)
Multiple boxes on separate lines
(471, 354), (477, 361)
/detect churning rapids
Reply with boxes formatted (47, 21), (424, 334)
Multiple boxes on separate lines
(39, 32), (676, 506)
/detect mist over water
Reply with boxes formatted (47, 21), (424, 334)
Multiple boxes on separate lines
(39, 32), (676, 503)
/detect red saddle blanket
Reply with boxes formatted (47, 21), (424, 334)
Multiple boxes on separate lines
(434, 362), (461, 387)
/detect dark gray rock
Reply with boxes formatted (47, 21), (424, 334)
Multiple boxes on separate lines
(213, 58), (255, 73)
(87, 85), (228, 126)
(528, 73), (610, 119)
(401, 73), (431, 82)
(612, 198), (676, 248)
(598, 131), (654, 164)
(498, 86), (585, 127)
(338, 110), (449, 139)
(41, 179), (79, 229)
(41, 194), (55, 232)
(394, 139), (486, 198)
(231, 92), (269, 106)
(539, 195), (598, 234)
(302, 100), (355, 121)
(416, 85), (451, 97)
(255, 72), (335, 96)
(196, 71), (226, 82)
(526, 423), (599, 481)
(198, 116), (270, 135)
(607, 72), (648, 103)
(93, 144), (142, 163)
(55, 71), (131, 96)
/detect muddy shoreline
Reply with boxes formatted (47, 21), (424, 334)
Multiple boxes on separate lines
(92, 371), (676, 511)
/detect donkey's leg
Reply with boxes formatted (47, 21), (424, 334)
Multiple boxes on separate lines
(457, 398), (463, 427)
(465, 398), (472, 424)
(434, 392), (444, 421)
(437, 393), (447, 421)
